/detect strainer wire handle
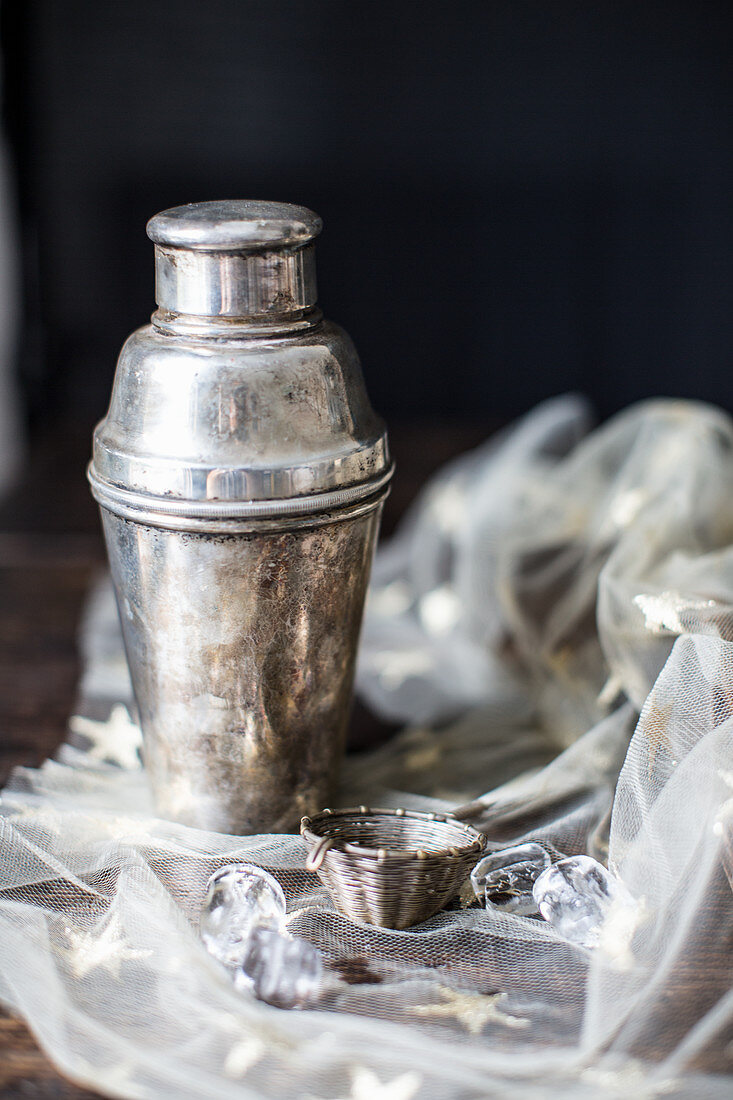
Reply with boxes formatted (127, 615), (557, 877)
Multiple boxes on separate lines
(305, 836), (336, 872)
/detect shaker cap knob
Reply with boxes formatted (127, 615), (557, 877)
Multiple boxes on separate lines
(147, 199), (322, 321)
(146, 199), (322, 251)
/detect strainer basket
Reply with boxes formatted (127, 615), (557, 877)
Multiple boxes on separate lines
(300, 806), (486, 929)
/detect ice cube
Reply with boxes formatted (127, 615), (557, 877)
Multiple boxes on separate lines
(470, 843), (552, 915)
(234, 926), (323, 1010)
(532, 855), (636, 948)
(200, 863), (286, 967)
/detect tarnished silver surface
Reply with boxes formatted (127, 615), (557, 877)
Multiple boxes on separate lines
(89, 200), (392, 833)
(102, 502), (383, 833)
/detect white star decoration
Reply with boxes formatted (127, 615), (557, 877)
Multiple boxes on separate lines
(633, 591), (717, 636)
(102, 814), (156, 842)
(411, 985), (529, 1035)
(348, 1068), (421, 1100)
(224, 1037), (265, 1079)
(305, 1068), (421, 1100)
(365, 649), (435, 690)
(69, 705), (143, 771)
(75, 1058), (142, 1099)
(61, 912), (152, 979)
(718, 768), (733, 791)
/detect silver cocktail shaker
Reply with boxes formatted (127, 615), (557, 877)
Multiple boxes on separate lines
(89, 200), (392, 834)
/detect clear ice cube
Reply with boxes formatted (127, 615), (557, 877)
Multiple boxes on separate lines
(200, 863), (286, 968)
(532, 855), (636, 948)
(234, 926), (323, 1010)
(470, 843), (552, 915)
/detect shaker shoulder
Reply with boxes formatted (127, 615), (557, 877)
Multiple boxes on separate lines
(92, 319), (390, 505)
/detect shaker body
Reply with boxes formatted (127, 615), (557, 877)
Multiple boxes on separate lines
(101, 502), (382, 833)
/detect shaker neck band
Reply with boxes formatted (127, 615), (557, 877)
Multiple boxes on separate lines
(150, 306), (323, 338)
(153, 242), (318, 319)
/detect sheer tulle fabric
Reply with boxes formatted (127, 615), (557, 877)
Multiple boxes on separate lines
(0, 396), (731, 1098)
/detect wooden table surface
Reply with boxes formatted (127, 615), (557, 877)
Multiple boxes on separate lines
(0, 420), (489, 1098)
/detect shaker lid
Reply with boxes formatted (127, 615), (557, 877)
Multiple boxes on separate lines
(147, 200), (322, 319)
(147, 200), (322, 251)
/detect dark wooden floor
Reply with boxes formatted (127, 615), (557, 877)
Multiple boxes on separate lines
(0, 420), (489, 1098)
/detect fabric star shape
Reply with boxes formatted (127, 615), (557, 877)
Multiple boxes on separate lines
(69, 705), (143, 770)
(633, 591), (717, 636)
(718, 768), (733, 791)
(103, 815), (156, 842)
(411, 985), (529, 1035)
(73, 1057), (143, 1099)
(61, 912), (152, 979)
(349, 1068), (421, 1100)
(224, 1037), (265, 1079)
(365, 649), (435, 690)
(305, 1068), (421, 1100)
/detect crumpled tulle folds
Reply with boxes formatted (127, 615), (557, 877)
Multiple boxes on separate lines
(0, 395), (731, 1099)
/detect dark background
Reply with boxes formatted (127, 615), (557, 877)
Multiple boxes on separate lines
(2, 0), (733, 433)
